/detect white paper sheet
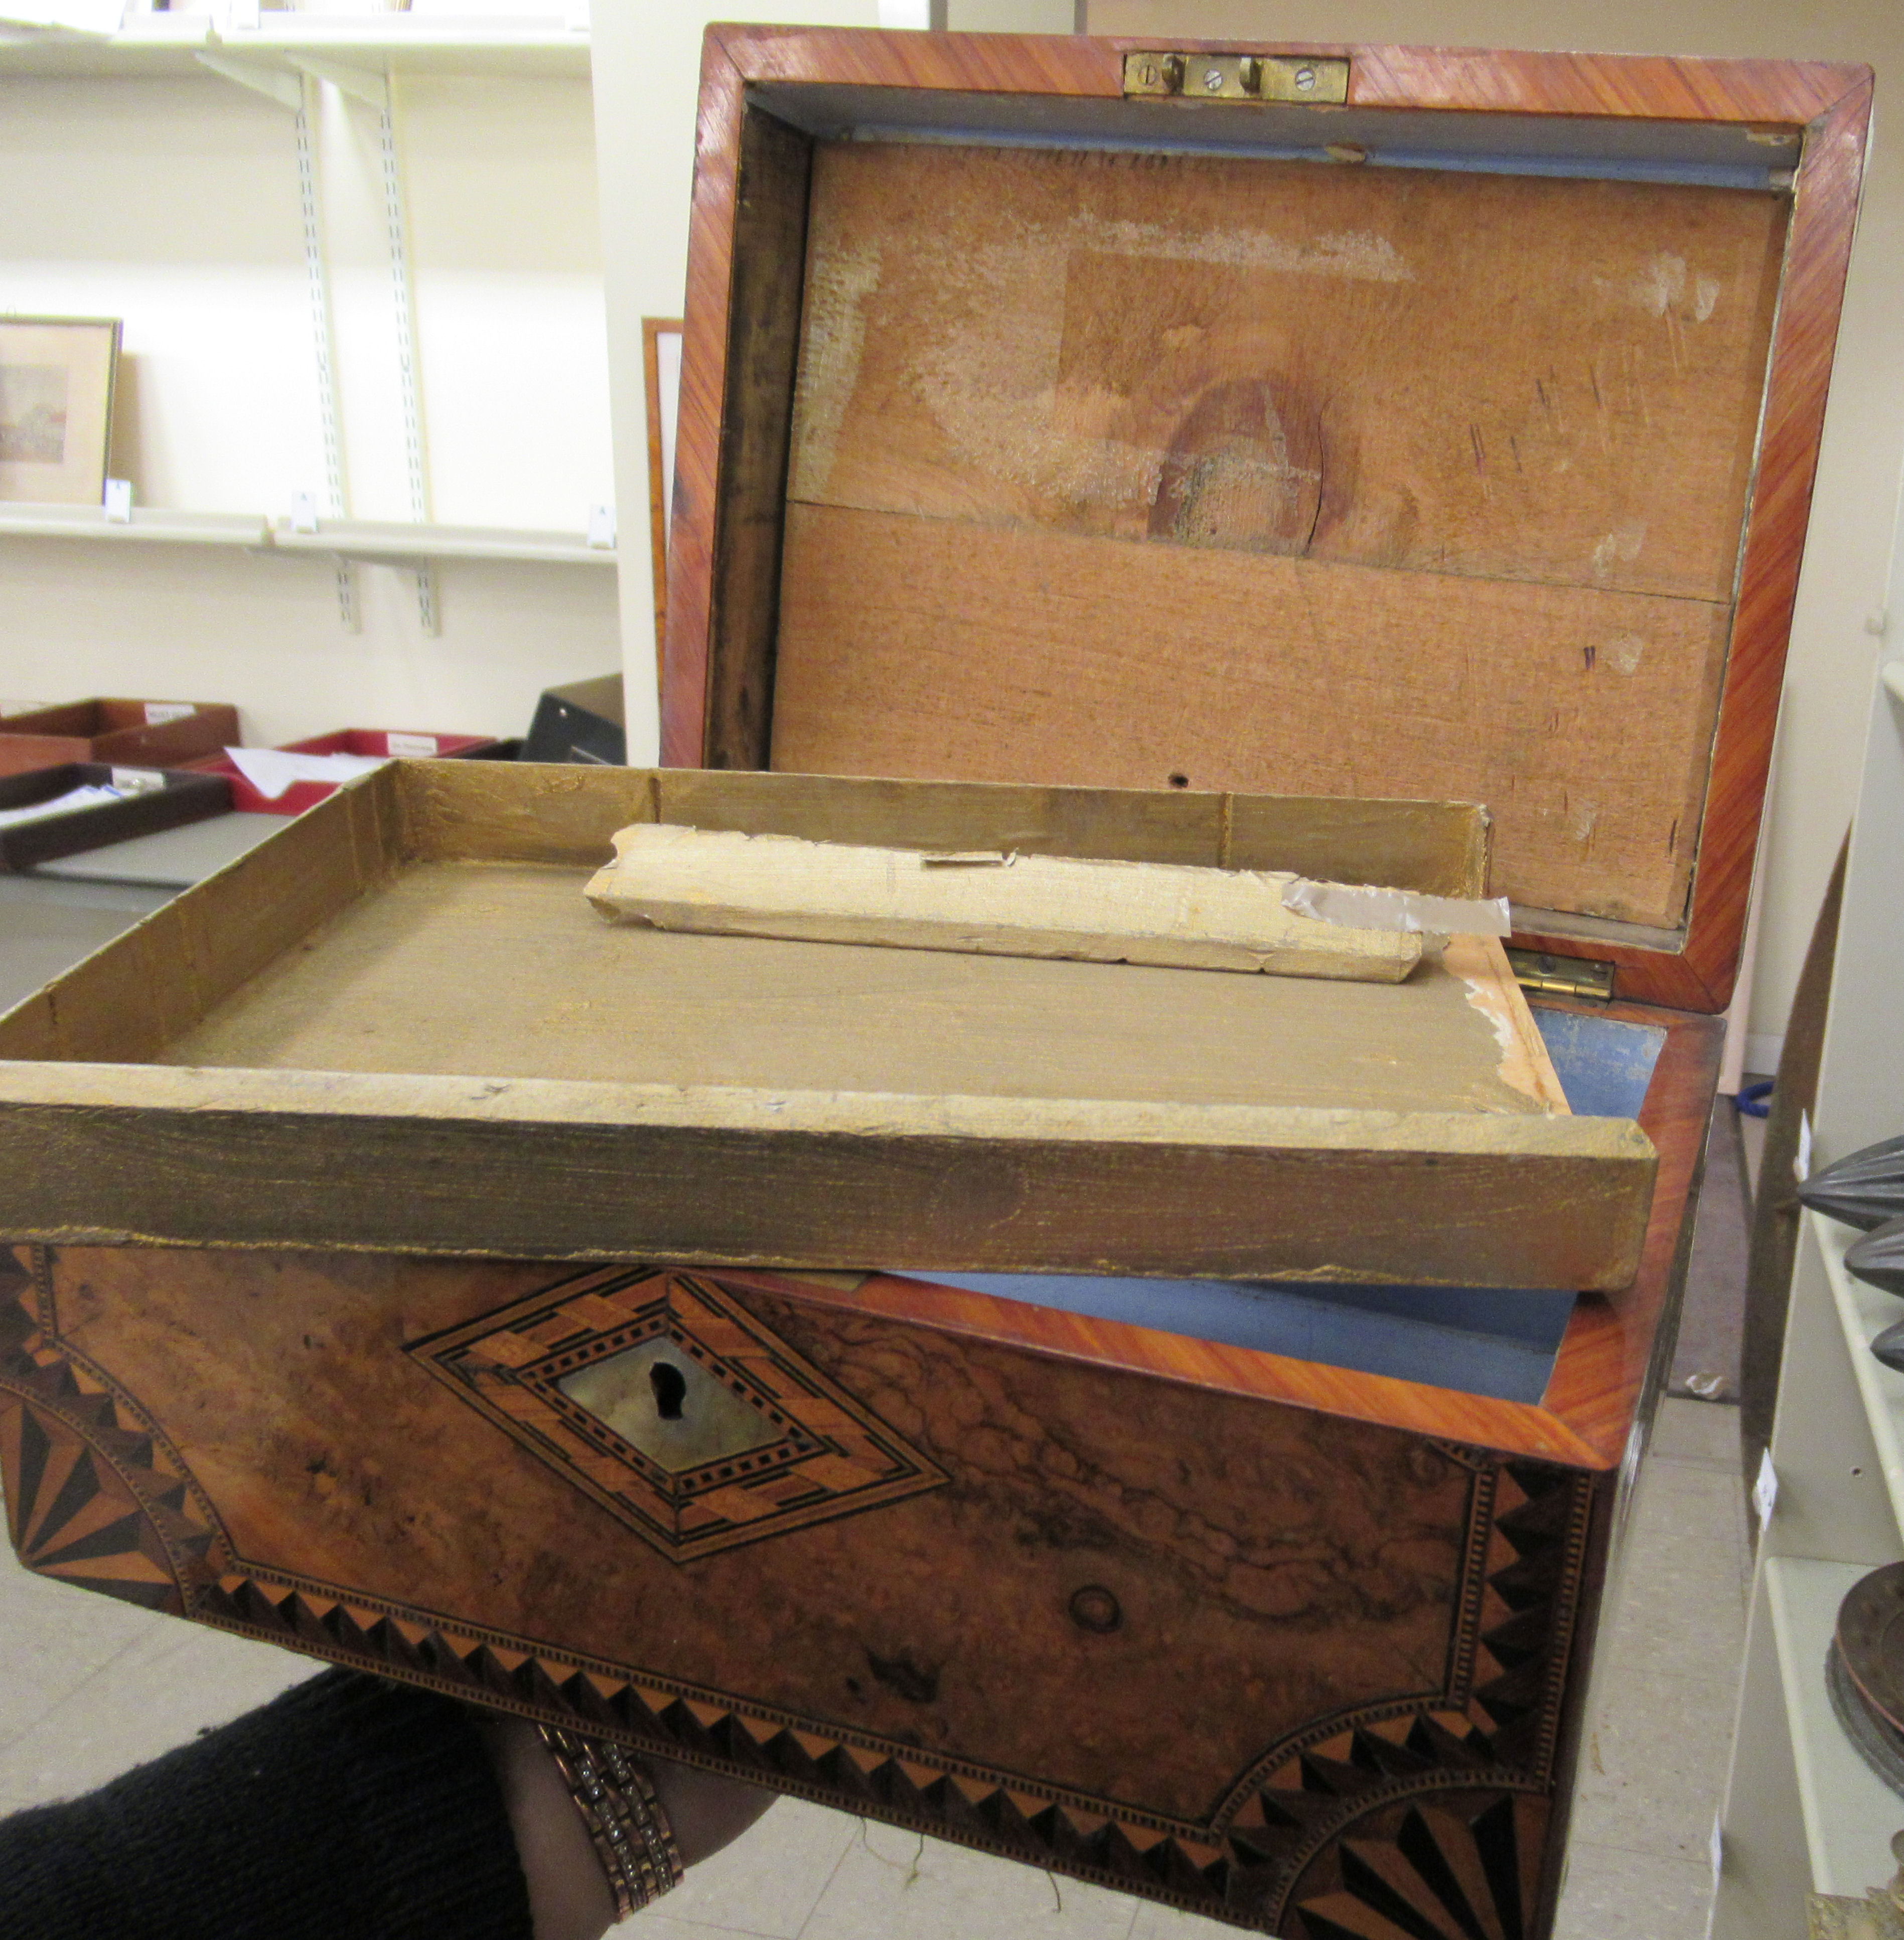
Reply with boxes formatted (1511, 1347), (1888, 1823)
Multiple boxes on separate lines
(0, 784), (127, 830)
(226, 747), (387, 801)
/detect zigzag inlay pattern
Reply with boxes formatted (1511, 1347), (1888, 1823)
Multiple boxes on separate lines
(0, 1244), (1596, 1935)
(0, 1250), (221, 1614)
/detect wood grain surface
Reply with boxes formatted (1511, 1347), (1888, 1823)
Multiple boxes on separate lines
(705, 105), (813, 772)
(582, 824), (1431, 983)
(643, 317), (680, 682)
(774, 502), (1733, 929)
(659, 28), (1870, 1013)
(409, 760), (1495, 896)
(787, 142), (1783, 606)
(771, 137), (1787, 931)
(734, 998), (1718, 1471)
(7, 1246), (1497, 1817)
(153, 860), (1517, 1109)
(1, 1240), (1600, 1934)
(0, 1057), (1653, 1288)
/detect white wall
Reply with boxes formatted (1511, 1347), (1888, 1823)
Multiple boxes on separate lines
(592, 0), (885, 767)
(0, 62), (620, 745)
(1083, 0), (1904, 1071)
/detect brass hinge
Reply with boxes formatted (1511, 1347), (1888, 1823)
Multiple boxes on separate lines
(1507, 948), (1616, 1005)
(1123, 51), (1350, 105)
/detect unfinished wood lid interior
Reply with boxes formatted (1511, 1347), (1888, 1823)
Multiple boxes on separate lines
(662, 30), (1871, 1012)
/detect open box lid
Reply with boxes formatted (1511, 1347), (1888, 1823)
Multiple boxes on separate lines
(659, 28), (1872, 1013)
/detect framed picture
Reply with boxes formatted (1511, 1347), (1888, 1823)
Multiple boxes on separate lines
(643, 317), (682, 692)
(0, 317), (120, 507)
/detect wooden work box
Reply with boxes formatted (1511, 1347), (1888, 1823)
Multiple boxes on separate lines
(0, 698), (238, 776)
(0, 29), (1872, 1940)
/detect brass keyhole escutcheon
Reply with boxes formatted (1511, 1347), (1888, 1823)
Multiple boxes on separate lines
(650, 1361), (688, 1421)
(558, 1337), (779, 1474)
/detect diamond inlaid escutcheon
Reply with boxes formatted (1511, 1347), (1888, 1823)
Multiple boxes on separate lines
(558, 1338), (780, 1474)
(406, 1268), (948, 1561)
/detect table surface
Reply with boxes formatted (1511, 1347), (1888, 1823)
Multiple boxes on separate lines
(33, 811), (283, 886)
(0, 812), (283, 1015)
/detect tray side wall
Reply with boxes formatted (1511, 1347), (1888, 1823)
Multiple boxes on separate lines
(399, 759), (1491, 891)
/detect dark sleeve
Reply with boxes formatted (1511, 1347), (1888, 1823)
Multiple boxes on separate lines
(0, 1668), (534, 1940)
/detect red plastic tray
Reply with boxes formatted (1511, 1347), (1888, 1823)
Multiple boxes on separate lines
(187, 729), (500, 816)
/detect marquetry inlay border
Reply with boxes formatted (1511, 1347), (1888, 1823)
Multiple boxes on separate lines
(406, 1266), (949, 1561)
(0, 1244), (1595, 1935)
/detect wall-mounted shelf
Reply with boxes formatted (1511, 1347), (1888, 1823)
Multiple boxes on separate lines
(0, 504), (613, 565)
(0, 1), (617, 741)
(1818, 1208), (1904, 1534)
(0, 17), (590, 79)
(0, 504), (269, 545)
(272, 517), (615, 567)
(1764, 1554), (1904, 1899)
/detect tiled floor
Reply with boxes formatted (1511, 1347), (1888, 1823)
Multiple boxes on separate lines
(0, 1394), (1752, 1938)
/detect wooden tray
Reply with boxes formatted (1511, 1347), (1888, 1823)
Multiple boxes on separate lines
(0, 697), (238, 776)
(0, 759), (1649, 1289)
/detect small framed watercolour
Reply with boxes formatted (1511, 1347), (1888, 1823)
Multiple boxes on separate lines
(0, 317), (120, 507)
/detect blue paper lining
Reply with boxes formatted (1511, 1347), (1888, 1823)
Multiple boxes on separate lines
(900, 1004), (1667, 1404)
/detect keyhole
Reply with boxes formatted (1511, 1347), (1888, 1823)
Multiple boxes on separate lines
(650, 1361), (687, 1421)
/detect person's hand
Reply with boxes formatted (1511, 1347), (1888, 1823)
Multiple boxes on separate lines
(481, 1716), (777, 1940)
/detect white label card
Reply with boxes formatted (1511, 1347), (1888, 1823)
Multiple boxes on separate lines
(1796, 1111), (1813, 1185)
(109, 768), (165, 794)
(143, 702), (195, 725)
(102, 478), (132, 523)
(1752, 1449), (1778, 1529)
(386, 733), (438, 758)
